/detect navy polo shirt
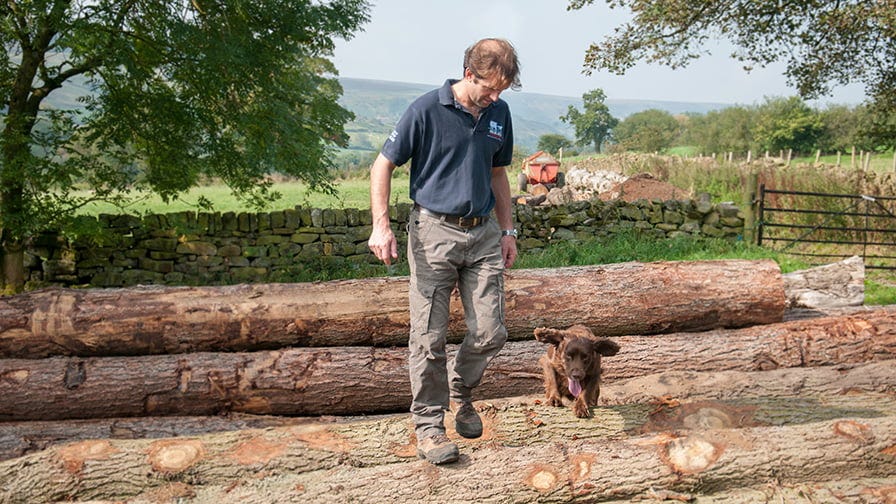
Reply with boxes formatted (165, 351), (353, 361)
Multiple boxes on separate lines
(380, 79), (514, 218)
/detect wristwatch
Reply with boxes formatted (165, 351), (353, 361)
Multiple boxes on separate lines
(501, 229), (518, 238)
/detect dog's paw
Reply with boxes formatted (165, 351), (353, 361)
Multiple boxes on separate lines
(573, 401), (593, 418)
(547, 395), (563, 407)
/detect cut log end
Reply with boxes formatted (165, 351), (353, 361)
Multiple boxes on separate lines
(524, 464), (561, 492)
(228, 437), (287, 465)
(57, 440), (118, 474)
(662, 434), (723, 474)
(147, 439), (205, 473)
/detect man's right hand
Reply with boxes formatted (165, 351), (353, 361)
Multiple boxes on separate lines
(368, 226), (398, 265)
(368, 153), (399, 265)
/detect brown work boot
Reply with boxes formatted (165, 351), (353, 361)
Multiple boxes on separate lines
(454, 401), (483, 439)
(416, 433), (459, 464)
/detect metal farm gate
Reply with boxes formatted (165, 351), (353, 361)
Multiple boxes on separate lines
(757, 185), (896, 270)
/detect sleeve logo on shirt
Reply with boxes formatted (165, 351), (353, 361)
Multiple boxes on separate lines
(388, 130), (398, 142)
(488, 121), (504, 141)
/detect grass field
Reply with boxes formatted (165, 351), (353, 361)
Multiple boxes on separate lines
(75, 175), (414, 215)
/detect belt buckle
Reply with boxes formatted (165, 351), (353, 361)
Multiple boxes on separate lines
(458, 216), (479, 228)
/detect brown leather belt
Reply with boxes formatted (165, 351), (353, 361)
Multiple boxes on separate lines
(414, 204), (488, 229)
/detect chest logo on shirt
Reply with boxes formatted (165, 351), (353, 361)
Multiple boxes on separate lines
(488, 121), (504, 141)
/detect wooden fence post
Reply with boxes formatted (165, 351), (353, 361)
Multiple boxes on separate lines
(851, 146), (856, 169)
(742, 173), (759, 244)
(837, 151), (842, 166)
(815, 150), (821, 163)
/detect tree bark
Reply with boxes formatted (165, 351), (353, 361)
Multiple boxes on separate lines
(1, 308), (893, 421)
(782, 255), (864, 310)
(0, 414), (319, 463)
(2, 359), (893, 463)
(0, 241), (24, 294)
(0, 259), (785, 358)
(1, 367), (894, 503)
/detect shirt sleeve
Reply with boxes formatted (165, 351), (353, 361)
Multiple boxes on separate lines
(380, 106), (419, 167)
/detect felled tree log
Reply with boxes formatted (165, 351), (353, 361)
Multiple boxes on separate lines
(604, 478), (896, 504)
(1, 379), (895, 503)
(782, 255), (865, 310)
(0, 259), (785, 358)
(0, 414), (316, 463)
(1, 309), (894, 421)
(2, 359), (893, 463)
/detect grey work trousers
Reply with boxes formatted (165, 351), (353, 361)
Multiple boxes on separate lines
(407, 207), (508, 439)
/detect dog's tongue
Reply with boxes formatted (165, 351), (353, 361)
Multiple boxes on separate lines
(568, 378), (583, 398)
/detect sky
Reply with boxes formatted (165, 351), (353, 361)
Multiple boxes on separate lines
(332, 0), (866, 107)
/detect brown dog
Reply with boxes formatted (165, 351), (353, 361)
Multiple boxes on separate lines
(534, 325), (620, 418)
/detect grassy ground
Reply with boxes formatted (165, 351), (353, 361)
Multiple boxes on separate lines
(74, 176), (413, 215)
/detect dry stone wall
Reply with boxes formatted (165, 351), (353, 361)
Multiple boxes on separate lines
(25, 198), (745, 287)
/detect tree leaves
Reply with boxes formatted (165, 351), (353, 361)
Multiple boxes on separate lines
(560, 88), (619, 153)
(569, 0), (896, 118)
(0, 0), (370, 238)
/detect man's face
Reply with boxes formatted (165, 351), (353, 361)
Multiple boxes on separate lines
(465, 68), (509, 108)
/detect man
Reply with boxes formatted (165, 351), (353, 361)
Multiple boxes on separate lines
(367, 38), (521, 464)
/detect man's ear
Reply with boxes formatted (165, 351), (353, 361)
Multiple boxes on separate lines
(533, 327), (567, 347)
(594, 338), (620, 357)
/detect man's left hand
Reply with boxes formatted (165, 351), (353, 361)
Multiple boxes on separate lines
(501, 236), (517, 269)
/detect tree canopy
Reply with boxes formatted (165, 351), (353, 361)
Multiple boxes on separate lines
(536, 133), (574, 156)
(0, 0), (369, 289)
(613, 108), (680, 153)
(568, 0), (896, 123)
(560, 88), (618, 153)
(752, 96), (825, 155)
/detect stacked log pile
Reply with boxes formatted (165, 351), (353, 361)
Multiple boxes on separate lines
(1, 259), (895, 503)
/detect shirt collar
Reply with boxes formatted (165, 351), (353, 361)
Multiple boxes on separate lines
(438, 79), (458, 107)
(439, 78), (495, 114)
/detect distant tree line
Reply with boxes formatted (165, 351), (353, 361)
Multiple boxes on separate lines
(540, 92), (895, 158)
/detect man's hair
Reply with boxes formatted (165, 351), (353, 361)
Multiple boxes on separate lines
(463, 38), (521, 91)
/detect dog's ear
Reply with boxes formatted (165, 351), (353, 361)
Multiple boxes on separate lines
(593, 337), (620, 357)
(533, 327), (567, 346)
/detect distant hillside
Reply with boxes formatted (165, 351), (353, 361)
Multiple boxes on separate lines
(338, 77), (731, 152)
(32, 75), (731, 153)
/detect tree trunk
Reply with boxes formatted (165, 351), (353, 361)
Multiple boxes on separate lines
(1, 363), (894, 503)
(0, 259), (785, 358)
(2, 359), (893, 463)
(1, 308), (893, 421)
(0, 240), (24, 294)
